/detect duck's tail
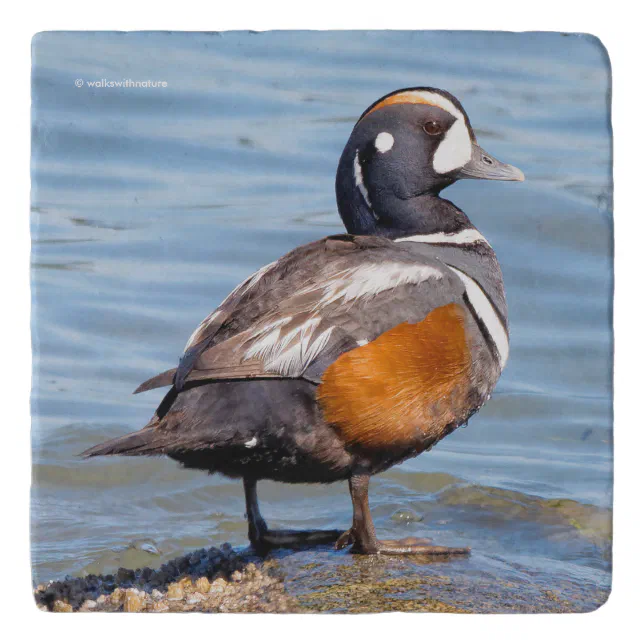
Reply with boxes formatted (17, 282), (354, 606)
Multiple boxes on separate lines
(80, 387), (179, 458)
(79, 427), (163, 458)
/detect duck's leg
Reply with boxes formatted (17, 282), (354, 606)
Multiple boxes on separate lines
(335, 473), (470, 556)
(243, 478), (342, 552)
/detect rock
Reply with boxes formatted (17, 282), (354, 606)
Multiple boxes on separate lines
(151, 600), (169, 612)
(167, 582), (184, 600)
(110, 588), (125, 606)
(130, 539), (160, 556)
(179, 576), (193, 590)
(187, 592), (206, 605)
(53, 600), (73, 613)
(124, 588), (145, 612)
(391, 509), (423, 524)
(33, 543), (301, 613)
(231, 570), (243, 582)
(195, 577), (211, 593)
(209, 579), (226, 594)
(115, 567), (135, 585)
(246, 563), (258, 577)
(80, 599), (97, 611)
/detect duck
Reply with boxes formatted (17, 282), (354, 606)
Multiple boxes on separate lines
(83, 87), (524, 556)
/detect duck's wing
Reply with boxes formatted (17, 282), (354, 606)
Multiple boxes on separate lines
(134, 234), (464, 393)
(135, 237), (333, 392)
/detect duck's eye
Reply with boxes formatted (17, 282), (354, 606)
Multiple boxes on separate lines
(423, 121), (443, 136)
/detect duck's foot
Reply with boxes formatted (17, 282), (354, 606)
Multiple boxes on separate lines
(335, 529), (469, 556)
(244, 479), (342, 553)
(337, 474), (470, 556)
(251, 528), (343, 552)
(376, 538), (470, 555)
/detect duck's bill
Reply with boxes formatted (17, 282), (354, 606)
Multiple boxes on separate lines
(457, 145), (525, 182)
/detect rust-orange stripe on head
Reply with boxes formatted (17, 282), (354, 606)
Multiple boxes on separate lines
(359, 89), (464, 123)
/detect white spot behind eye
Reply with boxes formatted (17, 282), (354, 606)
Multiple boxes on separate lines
(375, 132), (394, 153)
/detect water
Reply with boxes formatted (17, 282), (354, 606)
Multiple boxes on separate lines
(31, 31), (612, 609)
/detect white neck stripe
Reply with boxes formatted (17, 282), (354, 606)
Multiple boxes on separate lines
(449, 266), (509, 369)
(394, 229), (489, 246)
(353, 149), (372, 208)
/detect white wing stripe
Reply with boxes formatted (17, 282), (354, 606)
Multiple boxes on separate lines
(244, 316), (334, 377)
(312, 262), (443, 308)
(395, 229), (489, 246)
(242, 261), (443, 377)
(248, 316), (293, 339)
(264, 326), (334, 377)
(449, 266), (509, 369)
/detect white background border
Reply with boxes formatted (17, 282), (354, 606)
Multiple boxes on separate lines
(2, 1), (639, 640)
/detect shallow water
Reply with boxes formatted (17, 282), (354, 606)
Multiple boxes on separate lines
(31, 31), (612, 609)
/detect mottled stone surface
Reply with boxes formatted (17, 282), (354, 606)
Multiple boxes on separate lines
(34, 544), (298, 613)
(33, 539), (610, 614)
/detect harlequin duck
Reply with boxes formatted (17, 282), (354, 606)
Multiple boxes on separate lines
(83, 87), (524, 555)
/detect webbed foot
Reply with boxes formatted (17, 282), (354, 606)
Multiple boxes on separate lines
(335, 530), (469, 555)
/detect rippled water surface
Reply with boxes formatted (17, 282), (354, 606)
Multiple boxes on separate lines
(31, 31), (612, 610)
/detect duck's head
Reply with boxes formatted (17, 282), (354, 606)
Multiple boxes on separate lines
(336, 87), (524, 236)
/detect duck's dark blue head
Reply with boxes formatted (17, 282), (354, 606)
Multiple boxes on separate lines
(336, 87), (524, 238)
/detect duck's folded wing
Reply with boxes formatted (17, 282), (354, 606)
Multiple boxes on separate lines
(134, 235), (464, 393)
(134, 237), (330, 393)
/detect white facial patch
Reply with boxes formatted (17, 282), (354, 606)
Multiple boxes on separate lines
(434, 119), (472, 174)
(449, 266), (509, 369)
(391, 89), (472, 174)
(375, 132), (394, 153)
